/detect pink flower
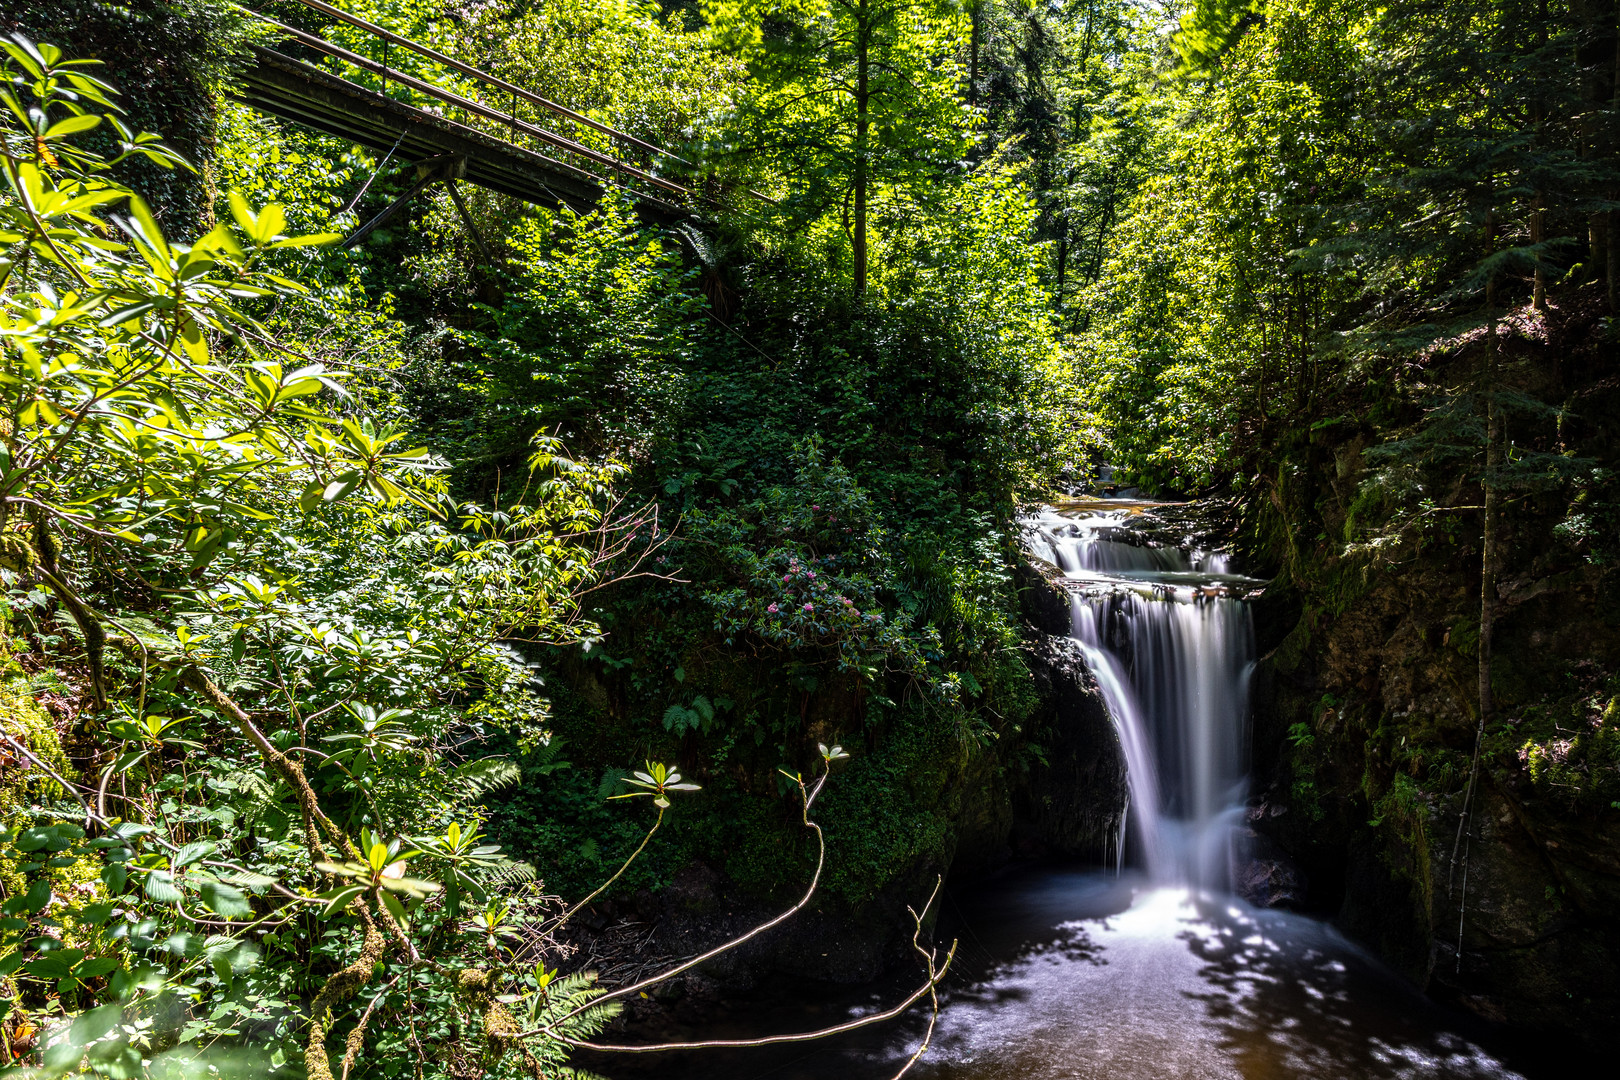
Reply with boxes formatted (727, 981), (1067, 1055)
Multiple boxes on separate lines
(843, 598), (853, 606)
(812, 504), (820, 510)
(808, 571), (816, 579)
(767, 603), (779, 613)
(783, 573), (792, 583)
(803, 602), (814, 613)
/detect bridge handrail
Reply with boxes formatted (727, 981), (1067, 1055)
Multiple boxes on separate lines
(274, 0), (693, 170)
(256, 17), (696, 202)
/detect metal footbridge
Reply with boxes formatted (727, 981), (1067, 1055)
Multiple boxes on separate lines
(234, 0), (728, 241)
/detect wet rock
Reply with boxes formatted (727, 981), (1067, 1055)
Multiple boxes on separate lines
(1016, 556), (1074, 637)
(1238, 817), (1308, 908)
(1249, 527), (1620, 1052)
(1010, 561), (1130, 860)
(1236, 855), (1306, 908)
(1426, 782), (1620, 1038)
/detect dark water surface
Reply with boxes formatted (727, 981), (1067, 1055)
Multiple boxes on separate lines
(595, 866), (1556, 1080)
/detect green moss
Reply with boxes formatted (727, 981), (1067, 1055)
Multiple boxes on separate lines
(1271, 616), (1313, 676)
(1290, 778), (1326, 822)
(816, 706), (960, 904)
(1517, 703), (1620, 806)
(0, 669), (71, 815)
(1369, 771), (1435, 910)
(1, 617), (74, 897)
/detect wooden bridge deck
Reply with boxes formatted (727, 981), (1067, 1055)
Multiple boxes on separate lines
(232, 0), (706, 225)
(236, 47), (688, 223)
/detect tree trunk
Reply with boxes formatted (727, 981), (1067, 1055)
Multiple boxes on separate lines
(970, 5), (980, 106)
(1480, 378), (1500, 736)
(1056, 233), (1067, 310)
(1610, 28), (1619, 310)
(1608, 208), (1617, 313)
(1575, 0), (1602, 278)
(1530, 0), (1547, 312)
(1481, 211), (1502, 737)
(854, 0), (870, 297)
(1532, 191), (1546, 310)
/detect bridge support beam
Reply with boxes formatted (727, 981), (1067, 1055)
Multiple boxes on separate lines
(342, 158), (448, 249)
(342, 156), (497, 265)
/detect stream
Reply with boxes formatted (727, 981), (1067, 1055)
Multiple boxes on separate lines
(614, 502), (1548, 1080)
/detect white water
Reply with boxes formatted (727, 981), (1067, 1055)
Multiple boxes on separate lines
(1025, 503), (1258, 887)
(642, 500), (1537, 1080)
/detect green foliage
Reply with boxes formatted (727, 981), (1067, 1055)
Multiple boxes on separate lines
(457, 0), (742, 153)
(2, 0), (260, 230)
(814, 707), (958, 902)
(1290, 778), (1326, 823)
(441, 198), (698, 467)
(0, 38), (447, 616)
(9, 2), (1195, 1068)
(681, 440), (942, 691)
(1077, 0), (1620, 502)
(0, 43), (696, 1079)
(1368, 772), (1428, 838)
(705, 0), (971, 287)
(964, 0), (1169, 316)
(487, 762), (680, 901)
(1173, 0), (1265, 73)
(1555, 467), (1620, 566)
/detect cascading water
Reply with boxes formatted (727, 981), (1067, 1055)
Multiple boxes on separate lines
(646, 499), (1537, 1080)
(648, 498), (1537, 1080)
(1026, 501), (1258, 887)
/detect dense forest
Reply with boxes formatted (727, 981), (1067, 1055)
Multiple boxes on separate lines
(1, 0), (1617, 1077)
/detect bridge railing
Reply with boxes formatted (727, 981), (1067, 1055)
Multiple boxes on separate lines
(246, 0), (718, 210)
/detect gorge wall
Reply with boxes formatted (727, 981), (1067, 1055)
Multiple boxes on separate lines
(1241, 287), (1620, 1054)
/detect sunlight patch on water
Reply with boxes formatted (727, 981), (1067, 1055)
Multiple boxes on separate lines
(903, 879), (1527, 1080)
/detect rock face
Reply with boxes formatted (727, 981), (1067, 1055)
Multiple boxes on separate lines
(1010, 559), (1129, 860)
(1230, 290), (1620, 1056)
(1247, 514), (1620, 1052)
(1236, 811), (1309, 908)
(1435, 781), (1620, 1032)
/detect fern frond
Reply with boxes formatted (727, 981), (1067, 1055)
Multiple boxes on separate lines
(455, 756), (523, 797)
(533, 971), (623, 1043)
(481, 859), (538, 888)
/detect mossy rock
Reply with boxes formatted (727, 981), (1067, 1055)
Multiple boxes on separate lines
(1, 610), (79, 895)
(1, 684), (70, 813)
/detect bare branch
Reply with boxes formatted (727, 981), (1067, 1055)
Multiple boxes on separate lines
(544, 807), (664, 937)
(567, 875), (957, 1058)
(524, 768), (833, 1038)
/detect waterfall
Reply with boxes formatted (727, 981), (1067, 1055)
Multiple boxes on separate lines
(1028, 504), (1257, 888)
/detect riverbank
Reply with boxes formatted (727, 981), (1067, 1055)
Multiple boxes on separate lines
(582, 863), (1565, 1080)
